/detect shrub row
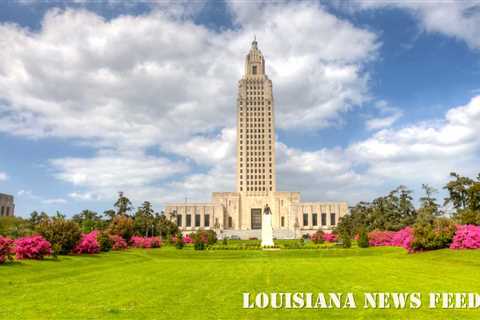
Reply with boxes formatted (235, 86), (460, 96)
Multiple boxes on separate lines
(0, 231), (167, 263)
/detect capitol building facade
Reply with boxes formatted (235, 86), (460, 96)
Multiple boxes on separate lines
(165, 40), (347, 238)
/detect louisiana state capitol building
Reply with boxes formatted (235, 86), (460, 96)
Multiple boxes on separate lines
(165, 39), (347, 238)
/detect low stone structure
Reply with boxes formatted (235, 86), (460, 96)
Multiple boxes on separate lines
(0, 193), (15, 217)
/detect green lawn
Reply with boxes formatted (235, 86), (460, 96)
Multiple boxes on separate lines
(2, 246), (480, 319)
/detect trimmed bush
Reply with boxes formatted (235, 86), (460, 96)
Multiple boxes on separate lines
(15, 235), (52, 260)
(392, 227), (414, 252)
(130, 236), (162, 248)
(357, 229), (369, 248)
(412, 218), (456, 251)
(175, 232), (184, 249)
(311, 230), (325, 244)
(450, 225), (480, 249)
(0, 236), (14, 264)
(98, 232), (113, 252)
(323, 233), (337, 243)
(74, 231), (100, 254)
(342, 235), (352, 248)
(37, 218), (81, 255)
(110, 235), (128, 250)
(183, 234), (193, 244)
(368, 230), (395, 246)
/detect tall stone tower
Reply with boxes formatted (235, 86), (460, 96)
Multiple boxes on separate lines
(236, 38), (276, 195)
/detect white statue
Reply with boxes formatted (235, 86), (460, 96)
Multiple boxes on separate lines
(261, 204), (274, 247)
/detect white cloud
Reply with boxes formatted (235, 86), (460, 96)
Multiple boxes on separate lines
(42, 198), (67, 205)
(352, 1), (480, 50)
(50, 150), (188, 202)
(0, 4), (378, 151)
(365, 100), (403, 130)
(349, 95), (480, 184)
(0, 172), (7, 181)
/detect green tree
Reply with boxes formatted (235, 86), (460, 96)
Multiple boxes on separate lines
(155, 214), (179, 238)
(114, 192), (133, 216)
(103, 209), (116, 222)
(134, 201), (155, 236)
(28, 211), (49, 230)
(444, 172), (480, 225)
(357, 228), (369, 248)
(37, 216), (82, 255)
(72, 210), (102, 233)
(106, 215), (135, 241)
(0, 216), (32, 238)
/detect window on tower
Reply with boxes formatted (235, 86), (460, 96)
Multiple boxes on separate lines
(252, 65), (257, 75)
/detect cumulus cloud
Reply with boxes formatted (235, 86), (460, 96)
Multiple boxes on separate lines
(0, 171), (7, 181)
(0, 4), (378, 150)
(0, 4), (383, 206)
(3, 3), (478, 209)
(349, 95), (480, 184)
(50, 150), (188, 201)
(351, 1), (480, 50)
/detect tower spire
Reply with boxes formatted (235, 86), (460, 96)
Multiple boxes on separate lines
(252, 35), (258, 48)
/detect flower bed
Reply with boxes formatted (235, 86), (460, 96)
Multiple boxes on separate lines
(110, 235), (128, 250)
(15, 236), (52, 260)
(130, 236), (162, 248)
(323, 233), (337, 243)
(450, 225), (480, 249)
(368, 230), (395, 246)
(74, 231), (100, 254)
(0, 236), (15, 264)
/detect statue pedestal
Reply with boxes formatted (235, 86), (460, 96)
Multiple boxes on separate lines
(261, 214), (274, 247)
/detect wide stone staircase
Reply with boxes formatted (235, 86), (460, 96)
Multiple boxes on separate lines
(221, 229), (297, 240)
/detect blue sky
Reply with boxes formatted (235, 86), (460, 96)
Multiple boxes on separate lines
(0, 1), (479, 217)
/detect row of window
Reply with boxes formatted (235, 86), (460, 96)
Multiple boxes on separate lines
(176, 214), (211, 228)
(302, 213), (336, 227)
(240, 169), (272, 174)
(240, 129), (272, 133)
(239, 119), (272, 129)
(240, 163), (273, 167)
(241, 118), (271, 122)
(239, 112), (271, 116)
(242, 147), (272, 152)
(240, 174), (273, 180)
(240, 153), (273, 158)
(240, 135), (272, 139)
(239, 158), (273, 162)
(241, 187), (273, 192)
(239, 106), (271, 112)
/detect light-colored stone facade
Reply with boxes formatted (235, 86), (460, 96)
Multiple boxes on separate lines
(0, 193), (15, 217)
(165, 39), (348, 238)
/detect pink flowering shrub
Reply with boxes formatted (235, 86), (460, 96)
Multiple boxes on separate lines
(392, 227), (414, 252)
(130, 236), (162, 248)
(130, 236), (145, 248)
(450, 225), (480, 249)
(145, 237), (162, 248)
(110, 235), (128, 250)
(15, 236), (52, 260)
(0, 236), (15, 264)
(368, 230), (395, 246)
(183, 234), (193, 244)
(323, 233), (337, 242)
(74, 231), (100, 254)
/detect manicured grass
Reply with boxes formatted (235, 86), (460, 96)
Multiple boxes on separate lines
(2, 246), (480, 319)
